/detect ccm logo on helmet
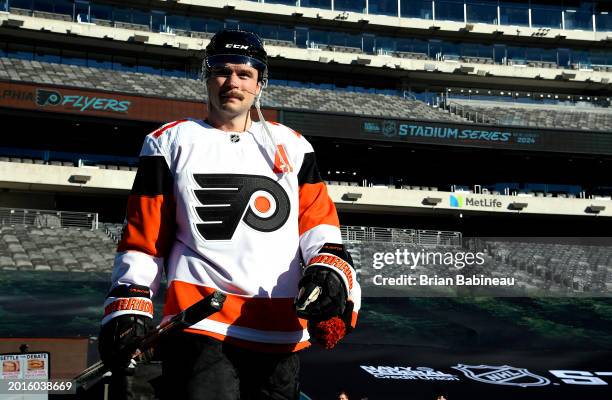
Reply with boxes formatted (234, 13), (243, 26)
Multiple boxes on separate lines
(192, 174), (290, 240)
(225, 44), (249, 50)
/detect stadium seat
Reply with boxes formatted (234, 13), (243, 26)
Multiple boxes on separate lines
(446, 98), (612, 132)
(32, 11), (72, 22)
(0, 223), (119, 273)
(1, 58), (470, 124)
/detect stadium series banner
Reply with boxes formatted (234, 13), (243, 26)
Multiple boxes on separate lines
(282, 111), (612, 155)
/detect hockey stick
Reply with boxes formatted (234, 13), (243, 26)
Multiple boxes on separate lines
(74, 291), (226, 389)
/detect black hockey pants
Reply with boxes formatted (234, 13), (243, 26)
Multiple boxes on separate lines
(160, 332), (300, 400)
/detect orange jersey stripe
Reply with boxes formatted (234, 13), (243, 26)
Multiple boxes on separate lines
(152, 119), (188, 138)
(298, 182), (339, 236)
(163, 281), (308, 332)
(183, 328), (311, 353)
(117, 194), (175, 257)
(350, 311), (358, 329)
(268, 121), (302, 138)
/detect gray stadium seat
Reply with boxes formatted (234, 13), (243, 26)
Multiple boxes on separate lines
(447, 99), (612, 132)
(1, 58), (469, 123)
(0, 223), (119, 274)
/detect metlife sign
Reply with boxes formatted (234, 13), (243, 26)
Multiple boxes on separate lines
(450, 194), (503, 208)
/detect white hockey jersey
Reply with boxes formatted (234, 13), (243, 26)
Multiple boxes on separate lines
(103, 119), (361, 352)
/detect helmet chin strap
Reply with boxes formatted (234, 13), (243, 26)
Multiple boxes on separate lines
(253, 80), (289, 174)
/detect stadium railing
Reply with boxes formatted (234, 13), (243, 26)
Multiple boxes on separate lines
(442, 101), (498, 124)
(341, 225), (462, 247)
(0, 207), (98, 230)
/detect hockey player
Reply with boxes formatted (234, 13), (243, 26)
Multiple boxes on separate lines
(98, 29), (361, 399)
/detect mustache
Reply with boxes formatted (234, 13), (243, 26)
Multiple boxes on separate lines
(220, 90), (245, 100)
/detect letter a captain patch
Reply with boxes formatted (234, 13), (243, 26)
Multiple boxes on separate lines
(273, 144), (293, 173)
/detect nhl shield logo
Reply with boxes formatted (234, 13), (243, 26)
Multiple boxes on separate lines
(452, 364), (551, 387)
(382, 120), (397, 137)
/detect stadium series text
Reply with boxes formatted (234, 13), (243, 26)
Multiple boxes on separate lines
(398, 125), (512, 141)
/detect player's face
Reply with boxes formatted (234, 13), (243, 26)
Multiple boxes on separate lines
(207, 63), (261, 120)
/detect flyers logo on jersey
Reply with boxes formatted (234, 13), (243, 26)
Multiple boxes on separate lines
(192, 174), (290, 240)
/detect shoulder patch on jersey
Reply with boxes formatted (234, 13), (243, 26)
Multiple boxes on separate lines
(268, 121), (302, 138)
(152, 119), (189, 138)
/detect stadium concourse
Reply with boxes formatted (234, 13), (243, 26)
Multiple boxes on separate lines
(1, 0), (612, 398)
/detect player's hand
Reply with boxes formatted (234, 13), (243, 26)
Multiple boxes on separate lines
(295, 267), (347, 321)
(98, 314), (152, 374)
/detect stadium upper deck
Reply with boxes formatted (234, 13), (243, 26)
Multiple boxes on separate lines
(1, 0), (612, 98)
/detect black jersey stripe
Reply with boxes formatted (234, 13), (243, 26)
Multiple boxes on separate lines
(131, 156), (174, 196)
(298, 152), (323, 185)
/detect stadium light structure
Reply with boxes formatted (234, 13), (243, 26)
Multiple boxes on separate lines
(586, 205), (606, 214)
(69, 175), (91, 184)
(342, 193), (362, 202)
(131, 34), (149, 44)
(422, 197), (442, 206)
(458, 66), (475, 74)
(508, 202), (528, 211)
(2, 19), (24, 28)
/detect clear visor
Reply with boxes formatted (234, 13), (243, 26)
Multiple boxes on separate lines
(206, 54), (266, 77)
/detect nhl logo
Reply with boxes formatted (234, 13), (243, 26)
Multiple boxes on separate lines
(382, 120), (397, 137)
(230, 134), (240, 143)
(452, 364), (551, 387)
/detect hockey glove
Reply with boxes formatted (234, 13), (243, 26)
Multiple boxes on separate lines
(98, 314), (152, 374)
(295, 267), (353, 349)
(295, 267), (347, 321)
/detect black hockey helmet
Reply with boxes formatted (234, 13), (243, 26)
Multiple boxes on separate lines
(203, 29), (268, 82)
